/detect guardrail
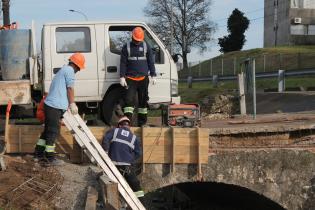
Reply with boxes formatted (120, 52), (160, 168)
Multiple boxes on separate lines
(179, 68), (315, 82)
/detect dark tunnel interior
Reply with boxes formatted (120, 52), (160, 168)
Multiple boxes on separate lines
(144, 182), (286, 210)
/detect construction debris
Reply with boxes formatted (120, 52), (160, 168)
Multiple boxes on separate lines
(0, 156), (63, 209)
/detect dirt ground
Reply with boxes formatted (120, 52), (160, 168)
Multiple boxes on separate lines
(0, 154), (103, 210)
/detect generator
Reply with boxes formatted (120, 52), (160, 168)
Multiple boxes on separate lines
(162, 104), (200, 127)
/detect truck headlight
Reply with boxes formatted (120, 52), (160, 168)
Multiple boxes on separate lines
(171, 79), (178, 96)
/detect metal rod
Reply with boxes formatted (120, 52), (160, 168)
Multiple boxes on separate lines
(252, 59), (256, 120)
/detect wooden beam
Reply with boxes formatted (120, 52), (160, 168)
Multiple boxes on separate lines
(99, 175), (119, 210)
(171, 127), (176, 173)
(85, 186), (98, 210)
(141, 127), (145, 173)
(197, 127), (202, 180)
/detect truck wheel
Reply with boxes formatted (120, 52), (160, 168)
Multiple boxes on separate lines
(101, 87), (125, 126)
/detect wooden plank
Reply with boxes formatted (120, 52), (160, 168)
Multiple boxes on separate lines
(141, 127), (145, 173)
(99, 175), (119, 210)
(85, 186), (98, 210)
(197, 127), (202, 179)
(171, 127), (176, 173)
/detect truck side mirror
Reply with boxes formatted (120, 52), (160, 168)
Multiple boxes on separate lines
(172, 54), (179, 63)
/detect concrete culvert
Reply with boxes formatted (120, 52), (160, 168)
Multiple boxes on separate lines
(144, 182), (286, 210)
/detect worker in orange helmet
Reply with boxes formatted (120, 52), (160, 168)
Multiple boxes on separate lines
(34, 53), (85, 165)
(120, 26), (157, 126)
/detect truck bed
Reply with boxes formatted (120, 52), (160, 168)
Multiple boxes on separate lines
(0, 80), (31, 105)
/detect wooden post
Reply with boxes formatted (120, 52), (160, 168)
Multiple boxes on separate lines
(99, 175), (119, 210)
(187, 76), (193, 89)
(196, 128), (202, 180)
(238, 73), (246, 115)
(278, 70), (285, 92)
(85, 186), (98, 210)
(212, 75), (218, 88)
(221, 58), (224, 75)
(171, 127), (176, 173)
(141, 127), (145, 173)
(233, 57), (237, 75)
(210, 59), (213, 76)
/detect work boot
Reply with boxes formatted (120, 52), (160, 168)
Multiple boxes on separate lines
(33, 145), (45, 162)
(46, 157), (65, 166)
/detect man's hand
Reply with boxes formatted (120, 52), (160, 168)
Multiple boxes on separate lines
(120, 77), (128, 87)
(150, 76), (157, 85)
(69, 103), (78, 115)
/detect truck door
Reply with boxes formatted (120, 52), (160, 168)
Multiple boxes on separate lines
(106, 25), (171, 103)
(50, 25), (98, 99)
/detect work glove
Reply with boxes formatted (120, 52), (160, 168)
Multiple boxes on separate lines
(150, 76), (157, 85)
(69, 103), (78, 115)
(120, 77), (128, 87)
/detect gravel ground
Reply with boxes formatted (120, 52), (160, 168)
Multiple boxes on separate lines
(54, 162), (103, 210)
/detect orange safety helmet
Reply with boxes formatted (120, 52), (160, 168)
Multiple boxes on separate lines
(69, 53), (85, 70)
(132, 27), (144, 42)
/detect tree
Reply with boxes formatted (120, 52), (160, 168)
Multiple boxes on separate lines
(2, 0), (10, 25)
(144, 0), (216, 70)
(218, 8), (250, 53)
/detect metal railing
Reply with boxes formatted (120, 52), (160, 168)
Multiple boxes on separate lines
(178, 52), (315, 79)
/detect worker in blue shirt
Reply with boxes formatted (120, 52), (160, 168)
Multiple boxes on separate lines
(120, 27), (157, 126)
(34, 53), (85, 165)
(102, 116), (144, 199)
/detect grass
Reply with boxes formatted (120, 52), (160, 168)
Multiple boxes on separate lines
(179, 45), (315, 78)
(178, 77), (315, 104)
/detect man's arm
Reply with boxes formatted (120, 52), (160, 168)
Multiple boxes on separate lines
(146, 43), (157, 77)
(102, 129), (114, 152)
(133, 136), (142, 161)
(67, 87), (75, 104)
(120, 44), (128, 78)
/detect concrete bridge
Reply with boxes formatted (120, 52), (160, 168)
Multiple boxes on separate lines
(139, 115), (315, 210)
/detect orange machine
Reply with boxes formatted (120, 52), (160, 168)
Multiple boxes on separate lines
(162, 104), (200, 127)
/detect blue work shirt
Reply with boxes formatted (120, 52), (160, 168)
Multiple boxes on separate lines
(45, 65), (75, 110)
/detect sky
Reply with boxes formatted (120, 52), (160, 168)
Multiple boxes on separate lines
(7, 0), (264, 62)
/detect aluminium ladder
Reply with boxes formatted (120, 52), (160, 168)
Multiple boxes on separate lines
(62, 110), (145, 210)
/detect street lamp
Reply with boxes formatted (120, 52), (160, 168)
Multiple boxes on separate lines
(69, 9), (88, 21)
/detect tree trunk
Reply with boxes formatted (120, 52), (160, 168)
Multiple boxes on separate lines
(182, 51), (189, 74)
(2, 0), (10, 26)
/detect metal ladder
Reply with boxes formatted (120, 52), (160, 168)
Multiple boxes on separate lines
(62, 111), (145, 210)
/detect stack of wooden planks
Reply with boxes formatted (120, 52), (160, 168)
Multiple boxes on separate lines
(5, 123), (209, 166)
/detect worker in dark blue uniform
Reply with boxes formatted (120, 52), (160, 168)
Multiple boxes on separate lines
(102, 116), (144, 199)
(120, 26), (157, 126)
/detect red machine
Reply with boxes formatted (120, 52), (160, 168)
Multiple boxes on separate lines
(162, 103), (200, 127)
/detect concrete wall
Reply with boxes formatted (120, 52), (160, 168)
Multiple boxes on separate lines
(264, 0), (291, 47)
(140, 150), (315, 210)
(264, 0), (315, 46)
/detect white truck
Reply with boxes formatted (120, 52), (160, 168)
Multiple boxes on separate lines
(0, 21), (180, 125)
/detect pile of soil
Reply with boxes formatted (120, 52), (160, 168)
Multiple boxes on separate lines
(201, 94), (239, 120)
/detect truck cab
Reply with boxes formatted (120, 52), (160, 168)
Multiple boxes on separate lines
(42, 21), (180, 124)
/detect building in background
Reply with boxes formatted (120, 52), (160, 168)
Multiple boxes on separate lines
(264, 0), (315, 47)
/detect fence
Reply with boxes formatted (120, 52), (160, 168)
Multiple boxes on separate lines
(178, 52), (315, 79)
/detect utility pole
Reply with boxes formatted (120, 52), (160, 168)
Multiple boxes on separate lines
(170, 0), (173, 55)
(2, 0), (10, 26)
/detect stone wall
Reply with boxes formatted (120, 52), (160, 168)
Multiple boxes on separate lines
(140, 150), (315, 210)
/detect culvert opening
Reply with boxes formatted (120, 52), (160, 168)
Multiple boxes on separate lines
(144, 182), (286, 210)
